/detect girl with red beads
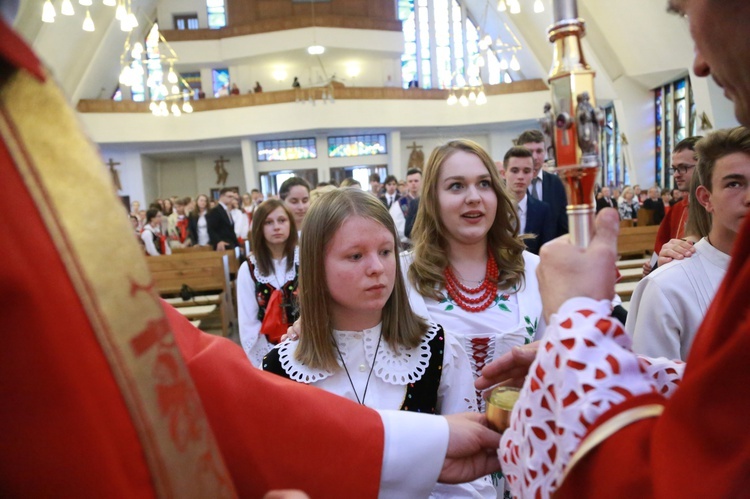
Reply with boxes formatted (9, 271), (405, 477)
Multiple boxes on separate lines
(404, 139), (545, 411)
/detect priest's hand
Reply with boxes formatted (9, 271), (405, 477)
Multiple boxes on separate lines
(474, 342), (539, 392)
(438, 413), (502, 483)
(537, 208), (619, 321)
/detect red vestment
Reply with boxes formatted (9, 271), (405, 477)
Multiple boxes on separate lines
(0, 18), (382, 497)
(556, 214), (750, 497)
(653, 198), (688, 254)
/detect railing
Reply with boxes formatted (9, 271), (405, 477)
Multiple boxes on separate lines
(76, 79), (549, 114)
(161, 15), (403, 42)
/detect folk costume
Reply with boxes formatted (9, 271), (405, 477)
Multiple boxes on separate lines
(237, 249), (300, 366)
(403, 251), (546, 410)
(499, 217), (750, 498)
(0, 18), (456, 497)
(263, 322), (495, 498)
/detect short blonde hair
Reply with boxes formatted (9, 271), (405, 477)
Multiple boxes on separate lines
(296, 188), (428, 371)
(409, 139), (527, 299)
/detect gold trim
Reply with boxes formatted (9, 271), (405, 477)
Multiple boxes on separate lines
(0, 68), (234, 496)
(562, 404), (665, 482)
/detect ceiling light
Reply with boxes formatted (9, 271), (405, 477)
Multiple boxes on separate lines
(79, 0), (92, 6)
(115, 3), (126, 20)
(510, 54), (521, 71)
(272, 69), (287, 82)
(499, 58), (509, 70)
(510, 0), (521, 14)
(497, 0), (507, 12)
(504, 72), (513, 83)
(103, 0), (116, 6)
(534, 0), (544, 13)
(469, 90), (477, 101)
(459, 95), (469, 107)
(307, 45), (325, 55)
(476, 91), (487, 105)
(61, 0), (75, 16)
(182, 101), (193, 114)
(82, 10), (95, 31)
(447, 93), (458, 105)
(42, 0), (56, 22)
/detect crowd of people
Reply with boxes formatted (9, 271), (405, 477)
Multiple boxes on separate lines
(4, 0), (750, 496)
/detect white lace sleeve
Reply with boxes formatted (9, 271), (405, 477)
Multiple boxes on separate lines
(500, 297), (662, 498)
(237, 261), (270, 367)
(437, 329), (478, 414)
(637, 355), (685, 397)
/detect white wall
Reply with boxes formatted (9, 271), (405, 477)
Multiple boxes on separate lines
(141, 154), (159, 204)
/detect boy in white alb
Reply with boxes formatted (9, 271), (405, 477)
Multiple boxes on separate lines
(627, 127), (750, 360)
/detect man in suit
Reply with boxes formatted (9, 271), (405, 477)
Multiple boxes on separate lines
(378, 174), (402, 209)
(642, 186), (666, 225)
(206, 187), (239, 250)
(517, 129), (569, 237)
(500, 147), (555, 254)
(596, 186), (618, 213)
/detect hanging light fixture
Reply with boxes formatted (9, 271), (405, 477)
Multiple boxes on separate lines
(126, 11), (138, 29)
(42, 0), (56, 22)
(115, 2), (127, 20)
(476, 90), (487, 105)
(510, 54), (521, 71)
(103, 0), (117, 6)
(534, 0), (545, 13)
(499, 58), (509, 70)
(447, 93), (458, 105)
(82, 10), (95, 31)
(182, 100), (193, 114)
(61, 0), (75, 16)
(459, 94), (469, 107)
(497, 0), (507, 12)
(509, 0), (521, 14)
(79, 0), (93, 6)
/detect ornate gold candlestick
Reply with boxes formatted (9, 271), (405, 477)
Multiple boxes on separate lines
(545, 0), (604, 248)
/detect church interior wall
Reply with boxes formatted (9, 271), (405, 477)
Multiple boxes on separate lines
(140, 154), (160, 205)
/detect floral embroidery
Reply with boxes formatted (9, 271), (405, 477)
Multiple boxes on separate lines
(523, 315), (538, 344)
(495, 293), (511, 312)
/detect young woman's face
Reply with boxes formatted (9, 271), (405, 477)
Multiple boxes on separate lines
(197, 196), (208, 210)
(284, 185), (310, 228)
(324, 216), (396, 330)
(437, 150), (497, 248)
(262, 206), (291, 248)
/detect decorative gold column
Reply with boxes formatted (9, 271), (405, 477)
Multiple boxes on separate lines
(547, 0), (603, 247)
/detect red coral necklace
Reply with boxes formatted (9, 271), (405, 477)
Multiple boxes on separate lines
(444, 253), (499, 312)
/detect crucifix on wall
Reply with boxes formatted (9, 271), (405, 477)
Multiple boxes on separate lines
(214, 155), (229, 185)
(406, 141), (424, 170)
(106, 158), (122, 191)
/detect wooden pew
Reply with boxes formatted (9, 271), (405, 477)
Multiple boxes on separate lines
(146, 250), (238, 337)
(617, 225), (659, 258)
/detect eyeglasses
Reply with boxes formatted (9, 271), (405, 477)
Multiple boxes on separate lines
(670, 164), (696, 175)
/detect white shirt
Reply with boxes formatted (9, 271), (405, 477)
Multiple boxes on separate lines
(197, 213), (209, 246)
(237, 251), (298, 366)
(516, 194), (528, 233)
(231, 208), (248, 240)
(627, 238), (730, 360)
(268, 323), (494, 498)
(530, 169), (544, 200)
(141, 224), (171, 256)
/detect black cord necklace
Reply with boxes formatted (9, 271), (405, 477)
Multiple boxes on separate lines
(333, 329), (383, 406)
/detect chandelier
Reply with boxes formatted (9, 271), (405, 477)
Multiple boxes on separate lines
(42, 0), (139, 32)
(117, 23), (194, 117)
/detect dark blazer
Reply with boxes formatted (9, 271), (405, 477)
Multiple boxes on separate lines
(378, 192), (401, 210)
(404, 197), (419, 239)
(523, 196), (555, 255)
(642, 198), (665, 225)
(596, 196), (618, 213)
(533, 171), (568, 237)
(206, 204), (238, 250)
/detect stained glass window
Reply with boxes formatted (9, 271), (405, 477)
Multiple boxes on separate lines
(398, 0), (502, 90)
(256, 138), (317, 162)
(207, 0), (226, 29)
(655, 77), (696, 189)
(328, 134), (388, 157)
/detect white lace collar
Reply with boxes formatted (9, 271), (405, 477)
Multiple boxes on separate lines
(276, 321), (440, 385)
(250, 246), (299, 285)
